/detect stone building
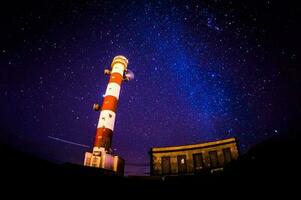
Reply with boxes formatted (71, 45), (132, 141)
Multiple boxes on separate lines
(150, 138), (239, 175)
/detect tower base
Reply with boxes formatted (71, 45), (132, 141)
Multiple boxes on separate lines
(84, 147), (124, 176)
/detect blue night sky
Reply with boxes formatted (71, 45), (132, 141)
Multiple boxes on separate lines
(0, 0), (299, 175)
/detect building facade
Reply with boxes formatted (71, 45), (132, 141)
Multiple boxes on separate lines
(150, 138), (239, 176)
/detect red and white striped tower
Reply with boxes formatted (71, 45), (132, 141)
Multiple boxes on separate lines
(84, 55), (131, 175)
(94, 55), (128, 153)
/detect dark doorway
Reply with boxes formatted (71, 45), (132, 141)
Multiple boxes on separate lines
(209, 151), (219, 168)
(223, 148), (232, 164)
(161, 157), (171, 175)
(193, 153), (204, 172)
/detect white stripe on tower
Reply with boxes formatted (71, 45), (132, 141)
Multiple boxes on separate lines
(111, 63), (125, 76)
(97, 110), (116, 131)
(104, 82), (121, 99)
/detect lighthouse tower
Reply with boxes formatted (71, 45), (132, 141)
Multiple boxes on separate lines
(84, 55), (132, 175)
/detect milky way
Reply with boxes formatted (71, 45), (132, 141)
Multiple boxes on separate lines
(0, 0), (299, 175)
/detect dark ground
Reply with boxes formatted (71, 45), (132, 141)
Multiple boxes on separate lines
(0, 128), (298, 196)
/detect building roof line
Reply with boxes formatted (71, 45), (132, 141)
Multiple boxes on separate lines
(150, 138), (236, 153)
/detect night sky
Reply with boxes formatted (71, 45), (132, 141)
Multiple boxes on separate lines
(0, 0), (300, 175)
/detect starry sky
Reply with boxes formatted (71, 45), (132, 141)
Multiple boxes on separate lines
(0, 0), (300, 175)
